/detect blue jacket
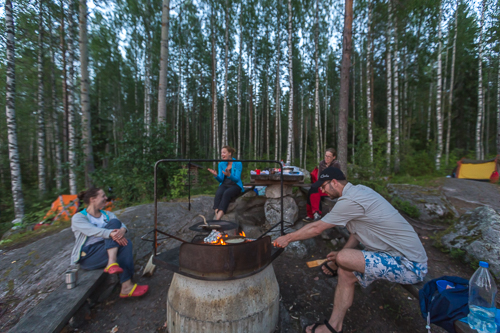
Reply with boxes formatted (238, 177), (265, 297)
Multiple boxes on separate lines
(214, 158), (243, 190)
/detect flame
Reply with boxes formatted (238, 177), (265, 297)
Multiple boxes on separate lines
(209, 233), (228, 245)
(239, 231), (246, 237)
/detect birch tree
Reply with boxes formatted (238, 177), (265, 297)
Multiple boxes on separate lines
(237, 9), (242, 159)
(338, 0), (353, 173)
(366, 0), (374, 164)
(275, 0), (281, 161)
(68, 0), (77, 194)
(157, 0), (170, 123)
(37, 0), (46, 195)
(435, 1), (443, 170)
(476, 0), (485, 159)
(222, 0), (230, 146)
(497, 58), (500, 155)
(386, 0), (392, 169)
(286, 0), (294, 165)
(314, 0), (321, 162)
(446, 0), (458, 165)
(50, 17), (62, 190)
(5, 0), (25, 221)
(393, 14), (400, 173)
(80, 0), (95, 188)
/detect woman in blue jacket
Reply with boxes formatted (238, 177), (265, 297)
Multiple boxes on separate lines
(207, 146), (243, 220)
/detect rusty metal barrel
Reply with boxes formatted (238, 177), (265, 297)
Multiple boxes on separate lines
(166, 264), (279, 333)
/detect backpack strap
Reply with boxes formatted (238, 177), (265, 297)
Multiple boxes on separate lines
(80, 209), (110, 222)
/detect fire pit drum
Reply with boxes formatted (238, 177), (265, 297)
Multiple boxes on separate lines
(167, 264), (279, 333)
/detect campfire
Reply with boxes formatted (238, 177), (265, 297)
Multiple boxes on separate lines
(204, 230), (247, 245)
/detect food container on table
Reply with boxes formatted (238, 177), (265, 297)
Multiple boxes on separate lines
(65, 268), (78, 289)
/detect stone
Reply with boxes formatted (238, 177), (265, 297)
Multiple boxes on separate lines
(441, 206), (500, 279)
(265, 184), (294, 199)
(264, 197), (299, 225)
(387, 184), (458, 221)
(226, 195), (267, 227)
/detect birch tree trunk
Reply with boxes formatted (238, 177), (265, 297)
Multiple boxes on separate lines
(68, 0), (77, 195)
(324, 63), (328, 151)
(352, 55), (356, 165)
(386, 1), (392, 169)
(176, 60), (181, 155)
(338, 0), (353, 173)
(476, 0), (485, 159)
(157, 0), (170, 123)
(37, 0), (46, 195)
(497, 57), (500, 155)
(427, 83), (433, 144)
(393, 15), (400, 173)
(211, 11), (219, 163)
(446, 1), (458, 165)
(80, 0), (95, 188)
(300, 88), (304, 167)
(222, 1), (229, 146)
(366, 0), (373, 164)
(144, 43), (152, 137)
(314, 0), (321, 162)
(266, 70), (270, 158)
(50, 23), (63, 191)
(237, 11), (242, 159)
(5, 0), (25, 220)
(60, 0), (68, 164)
(286, 0), (294, 165)
(435, 2), (443, 170)
(275, 3), (281, 161)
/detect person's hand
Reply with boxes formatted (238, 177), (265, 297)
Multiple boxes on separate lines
(207, 168), (217, 176)
(326, 251), (338, 264)
(110, 229), (128, 246)
(273, 235), (291, 248)
(222, 168), (231, 177)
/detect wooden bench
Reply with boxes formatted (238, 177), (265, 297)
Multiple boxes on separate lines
(9, 269), (106, 333)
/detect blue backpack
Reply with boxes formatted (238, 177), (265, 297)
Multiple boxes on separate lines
(419, 276), (469, 333)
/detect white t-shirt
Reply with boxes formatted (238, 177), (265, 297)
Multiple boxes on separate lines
(322, 183), (428, 263)
(85, 213), (107, 246)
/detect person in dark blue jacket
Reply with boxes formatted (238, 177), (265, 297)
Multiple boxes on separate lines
(207, 146), (243, 220)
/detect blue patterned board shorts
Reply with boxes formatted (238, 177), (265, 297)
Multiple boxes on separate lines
(353, 250), (428, 288)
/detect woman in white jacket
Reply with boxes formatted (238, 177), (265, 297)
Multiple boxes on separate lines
(71, 188), (148, 298)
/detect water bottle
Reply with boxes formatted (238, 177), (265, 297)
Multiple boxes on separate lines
(468, 261), (497, 333)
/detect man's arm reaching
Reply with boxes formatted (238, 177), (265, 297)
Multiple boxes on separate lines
(273, 220), (334, 248)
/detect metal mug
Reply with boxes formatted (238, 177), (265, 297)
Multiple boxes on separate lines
(65, 269), (78, 289)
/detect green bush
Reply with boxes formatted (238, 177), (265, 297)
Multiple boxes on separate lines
(92, 120), (178, 205)
(392, 197), (421, 218)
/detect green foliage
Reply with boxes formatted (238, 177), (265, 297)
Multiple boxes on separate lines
(170, 168), (188, 198)
(92, 120), (177, 205)
(391, 197), (421, 219)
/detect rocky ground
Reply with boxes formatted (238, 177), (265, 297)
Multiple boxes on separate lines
(1, 178), (499, 333)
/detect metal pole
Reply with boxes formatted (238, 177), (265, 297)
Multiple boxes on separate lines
(188, 161), (191, 211)
(154, 161), (159, 256)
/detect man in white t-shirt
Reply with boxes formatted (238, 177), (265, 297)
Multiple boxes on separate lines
(273, 167), (427, 333)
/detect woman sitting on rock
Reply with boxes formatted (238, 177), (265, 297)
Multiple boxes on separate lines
(207, 146), (243, 220)
(71, 188), (148, 298)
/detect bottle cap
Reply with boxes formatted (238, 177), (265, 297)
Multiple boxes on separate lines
(479, 261), (489, 268)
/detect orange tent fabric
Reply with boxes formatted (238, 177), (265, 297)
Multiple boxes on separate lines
(43, 195), (80, 222)
(456, 156), (499, 180)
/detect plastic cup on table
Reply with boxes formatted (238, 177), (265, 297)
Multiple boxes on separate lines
(255, 169), (261, 175)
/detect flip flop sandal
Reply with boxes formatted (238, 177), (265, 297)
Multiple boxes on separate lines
(119, 284), (149, 298)
(305, 320), (343, 333)
(104, 263), (123, 275)
(320, 262), (338, 278)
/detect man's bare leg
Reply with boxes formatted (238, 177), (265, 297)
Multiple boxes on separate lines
(306, 249), (365, 333)
(107, 247), (118, 267)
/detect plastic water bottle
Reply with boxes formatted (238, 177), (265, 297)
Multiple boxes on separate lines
(468, 261), (497, 333)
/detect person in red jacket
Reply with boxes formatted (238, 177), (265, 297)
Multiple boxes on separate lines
(303, 148), (341, 222)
